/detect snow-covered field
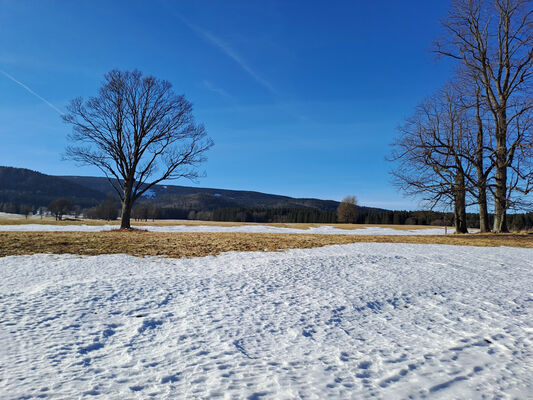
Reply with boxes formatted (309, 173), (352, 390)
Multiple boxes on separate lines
(1, 243), (531, 399)
(0, 224), (453, 235)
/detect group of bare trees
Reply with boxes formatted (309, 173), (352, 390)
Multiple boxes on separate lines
(48, 198), (73, 221)
(391, 0), (532, 233)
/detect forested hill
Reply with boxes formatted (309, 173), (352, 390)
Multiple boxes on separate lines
(58, 175), (342, 210)
(0, 166), (106, 208)
(0, 166), (385, 214)
(59, 174), (387, 213)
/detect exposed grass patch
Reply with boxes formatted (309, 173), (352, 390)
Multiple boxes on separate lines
(0, 231), (531, 258)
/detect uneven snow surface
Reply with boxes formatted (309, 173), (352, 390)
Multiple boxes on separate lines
(1, 243), (532, 399)
(0, 224), (453, 235)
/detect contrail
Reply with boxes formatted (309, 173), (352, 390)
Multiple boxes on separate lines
(194, 27), (276, 94)
(1, 70), (64, 115)
(174, 13), (276, 94)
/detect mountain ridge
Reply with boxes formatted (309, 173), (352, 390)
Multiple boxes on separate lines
(0, 166), (386, 213)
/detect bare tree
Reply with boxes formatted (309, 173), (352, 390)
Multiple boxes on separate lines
(454, 73), (495, 232)
(470, 83), (493, 232)
(337, 195), (358, 223)
(435, 0), (533, 232)
(48, 198), (73, 221)
(390, 85), (472, 233)
(20, 205), (32, 219)
(63, 70), (213, 229)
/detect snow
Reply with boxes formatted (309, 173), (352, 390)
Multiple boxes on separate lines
(142, 189), (157, 199)
(0, 224), (455, 235)
(0, 212), (26, 219)
(1, 243), (531, 398)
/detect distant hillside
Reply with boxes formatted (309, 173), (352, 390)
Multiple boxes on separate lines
(59, 175), (385, 213)
(0, 166), (106, 208)
(0, 166), (386, 214)
(58, 175), (354, 211)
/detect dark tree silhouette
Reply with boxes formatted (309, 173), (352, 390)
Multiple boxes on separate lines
(337, 196), (358, 223)
(63, 70), (213, 229)
(435, 0), (533, 232)
(390, 84), (471, 233)
(48, 198), (72, 221)
(20, 205), (32, 219)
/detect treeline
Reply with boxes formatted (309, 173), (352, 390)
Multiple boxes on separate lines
(2, 200), (532, 231)
(85, 195), (119, 220)
(0, 202), (34, 215)
(207, 207), (533, 230)
(363, 210), (533, 231)
(210, 207), (446, 225)
(212, 207), (338, 223)
(0, 202), (38, 219)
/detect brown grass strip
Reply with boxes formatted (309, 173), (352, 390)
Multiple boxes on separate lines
(0, 231), (531, 258)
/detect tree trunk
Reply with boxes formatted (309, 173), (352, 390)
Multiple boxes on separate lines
(120, 178), (134, 229)
(454, 172), (468, 234)
(493, 177), (508, 233)
(475, 93), (490, 232)
(477, 183), (490, 233)
(493, 115), (508, 233)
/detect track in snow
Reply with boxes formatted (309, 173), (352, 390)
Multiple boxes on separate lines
(1, 243), (531, 398)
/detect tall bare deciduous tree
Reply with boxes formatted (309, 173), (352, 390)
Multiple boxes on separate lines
(453, 74), (495, 232)
(470, 83), (493, 232)
(391, 85), (472, 233)
(435, 0), (533, 232)
(63, 70), (213, 229)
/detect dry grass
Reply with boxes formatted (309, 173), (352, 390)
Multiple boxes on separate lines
(0, 231), (531, 258)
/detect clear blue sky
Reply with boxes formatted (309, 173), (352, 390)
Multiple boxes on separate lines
(0, 0), (455, 209)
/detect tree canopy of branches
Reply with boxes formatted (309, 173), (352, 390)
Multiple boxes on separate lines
(435, 0), (533, 232)
(337, 195), (358, 223)
(391, 84), (472, 233)
(48, 198), (73, 221)
(63, 70), (213, 229)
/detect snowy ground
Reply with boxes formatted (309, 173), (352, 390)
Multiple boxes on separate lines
(1, 243), (531, 399)
(0, 212), (20, 219)
(0, 224), (454, 235)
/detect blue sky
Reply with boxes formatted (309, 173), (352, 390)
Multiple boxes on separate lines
(0, 0), (455, 209)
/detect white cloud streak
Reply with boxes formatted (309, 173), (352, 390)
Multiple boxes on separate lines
(202, 80), (233, 98)
(177, 15), (276, 94)
(1, 70), (63, 115)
